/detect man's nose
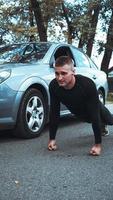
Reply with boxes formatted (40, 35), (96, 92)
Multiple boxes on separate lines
(58, 74), (63, 80)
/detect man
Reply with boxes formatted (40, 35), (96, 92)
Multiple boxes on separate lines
(48, 56), (113, 156)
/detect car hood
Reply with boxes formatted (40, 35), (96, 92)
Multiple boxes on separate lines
(0, 61), (50, 76)
(0, 62), (41, 70)
(0, 61), (53, 82)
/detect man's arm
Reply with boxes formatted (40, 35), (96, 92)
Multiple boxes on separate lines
(85, 79), (102, 144)
(83, 77), (102, 155)
(48, 81), (60, 150)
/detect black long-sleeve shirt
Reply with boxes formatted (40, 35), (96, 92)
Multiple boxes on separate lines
(49, 75), (102, 144)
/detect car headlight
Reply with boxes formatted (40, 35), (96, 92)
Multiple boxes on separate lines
(0, 69), (11, 84)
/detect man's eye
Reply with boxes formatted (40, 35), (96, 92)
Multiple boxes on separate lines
(55, 72), (67, 76)
(61, 72), (67, 76)
(55, 72), (59, 76)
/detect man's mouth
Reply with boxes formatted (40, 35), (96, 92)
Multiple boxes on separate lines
(58, 81), (65, 84)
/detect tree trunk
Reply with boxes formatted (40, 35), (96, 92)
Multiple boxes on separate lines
(78, 35), (85, 48)
(30, 0), (47, 41)
(101, 49), (112, 75)
(78, 31), (88, 49)
(101, 10), (113, 75)
(62, 3), (73, 44)
(29, 0), (34, 27)
(86, 5), (100, 57)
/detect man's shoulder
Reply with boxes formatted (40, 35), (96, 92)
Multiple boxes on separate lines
(76, 74), (94, 84)
(77, 74), (91, 80)
(49, 78), (58, 89)
(49, 78), (57, 85)
(76, 75), (96, 91)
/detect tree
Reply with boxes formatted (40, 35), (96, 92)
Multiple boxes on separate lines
(101, 9), (113, 74)
(61, 1), (87, 44)
(61, 2), (74, 43)
(86, 0), (101, 57)
(0, 0), (113, 74)
(30, 0), (47, 41)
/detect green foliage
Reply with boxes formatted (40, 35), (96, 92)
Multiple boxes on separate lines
(0, 0), (112, 63)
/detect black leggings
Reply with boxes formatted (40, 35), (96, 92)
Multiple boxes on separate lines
(93, 103), (113, 144)
(100, 102), (113, 125)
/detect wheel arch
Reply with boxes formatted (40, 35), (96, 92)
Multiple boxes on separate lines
(18, 77), (50, 104)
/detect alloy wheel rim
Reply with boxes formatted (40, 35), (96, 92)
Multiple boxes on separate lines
(26, 96), (44, 132)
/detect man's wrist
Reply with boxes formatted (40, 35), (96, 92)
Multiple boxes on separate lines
(49, 138), (56, 141)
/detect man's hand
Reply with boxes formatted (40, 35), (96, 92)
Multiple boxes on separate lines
(48, 140), (57, 151)
(89, 144), (101, 156)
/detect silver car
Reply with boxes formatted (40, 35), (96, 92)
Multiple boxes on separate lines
(0, 42), (108, 138)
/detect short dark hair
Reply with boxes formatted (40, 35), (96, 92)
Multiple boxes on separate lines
(55, 56), (73, 67)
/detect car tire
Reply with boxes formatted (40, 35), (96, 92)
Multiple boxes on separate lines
(14, 88), (47, 139)
(98, 89), (105, 104)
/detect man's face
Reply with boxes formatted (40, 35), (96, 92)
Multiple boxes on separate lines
(55, 64), (75, 88)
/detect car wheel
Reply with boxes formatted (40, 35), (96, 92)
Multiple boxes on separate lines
(98, 90), (105, 104)
(14, 88), (47, 138)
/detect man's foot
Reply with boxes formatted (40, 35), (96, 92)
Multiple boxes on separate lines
(101, 125), (109, 136)
(89, 144), (101, 156)
(48, 140), (57, 151)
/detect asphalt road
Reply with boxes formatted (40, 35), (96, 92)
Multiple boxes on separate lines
(0, 103), (113, 200)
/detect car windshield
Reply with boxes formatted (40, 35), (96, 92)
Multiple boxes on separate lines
(0, 43), (51, 64)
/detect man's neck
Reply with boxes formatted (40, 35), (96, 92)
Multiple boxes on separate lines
(64, 76), (76, 89)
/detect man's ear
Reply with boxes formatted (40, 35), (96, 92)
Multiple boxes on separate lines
(72, 68), (75, 74)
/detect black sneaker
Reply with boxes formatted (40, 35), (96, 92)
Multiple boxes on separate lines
(101, 126), (109, 136)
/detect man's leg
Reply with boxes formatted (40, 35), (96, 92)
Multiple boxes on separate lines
(100, 101), (113, 125)
(99, 101), (113, 136)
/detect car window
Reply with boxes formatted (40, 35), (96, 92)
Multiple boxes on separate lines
(50, 46), (75, 67)
(24, 45), (34, 55)
(0, 43), (51, 64)
(22, 44), (49, 63)
(88, 57), (98, 69)
(72, 47), (90, 68)
(0, 44), (25, 64)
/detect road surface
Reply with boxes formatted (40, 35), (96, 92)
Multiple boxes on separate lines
(0, 103), (113, 200)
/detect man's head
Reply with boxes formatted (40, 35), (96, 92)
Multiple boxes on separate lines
(54, 56), (75, 89)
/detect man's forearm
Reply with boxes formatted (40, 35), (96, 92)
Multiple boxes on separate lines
(92, 121), (102, 144)
(49, 109), (60, 140)
(49, 125), (57, 140)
